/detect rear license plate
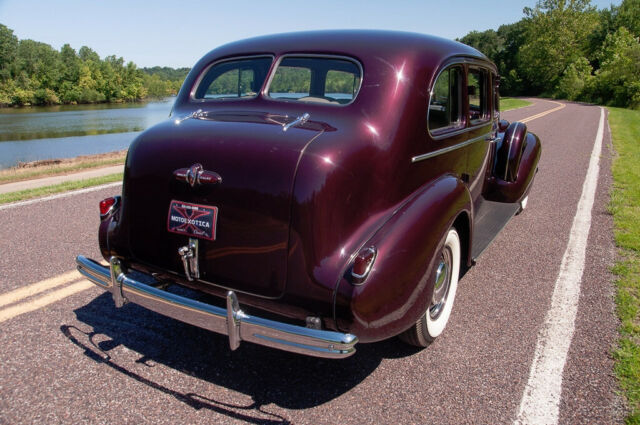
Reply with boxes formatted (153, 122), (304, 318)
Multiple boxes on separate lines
(167, 200), (218, 240)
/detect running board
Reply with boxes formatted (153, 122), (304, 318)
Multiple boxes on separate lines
(471, 199), (520, 260)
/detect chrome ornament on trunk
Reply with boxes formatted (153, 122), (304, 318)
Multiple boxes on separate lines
(173, 163), (222, 187)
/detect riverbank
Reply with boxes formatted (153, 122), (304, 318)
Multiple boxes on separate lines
(0, 150), (126, 185)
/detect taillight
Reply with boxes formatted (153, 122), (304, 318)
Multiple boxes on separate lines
(351, 246), (377, 284)
(99, 196), (120, 218)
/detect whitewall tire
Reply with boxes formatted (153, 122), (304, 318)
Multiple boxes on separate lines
(400, 227), (461, 347)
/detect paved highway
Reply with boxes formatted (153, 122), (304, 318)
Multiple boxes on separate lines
(0, 99), (623, 424)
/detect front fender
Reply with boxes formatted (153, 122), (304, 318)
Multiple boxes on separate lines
(334, 174), (472, 342)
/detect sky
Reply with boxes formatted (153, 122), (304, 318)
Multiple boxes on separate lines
(0, 0), (622, 69)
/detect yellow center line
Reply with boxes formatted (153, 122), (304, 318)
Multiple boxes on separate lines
(521, 100), (566, 123)
(0, 280), (95, 323)
(0, 270), (82, 308)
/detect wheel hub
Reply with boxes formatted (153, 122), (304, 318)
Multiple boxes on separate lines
(430, 247), (452, 319)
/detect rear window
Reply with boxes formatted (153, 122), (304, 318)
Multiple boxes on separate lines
(193, 56), (273, 100)
(267, 56), (361, 105)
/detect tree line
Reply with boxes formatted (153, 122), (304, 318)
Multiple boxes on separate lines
(0, 24), (189, 107)
(458, 0), (639, 108)
(2, 0), (638, 109)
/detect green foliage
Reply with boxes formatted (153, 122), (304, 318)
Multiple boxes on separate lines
(596, 27), (640, 107)
(555, 56), (594, 100)
(141, 66), (188, 98)
(520, 0), (599, 94)
(0, 24), (187, 107)
(608, 107), (640, 422)
(459, 0), (640, 108)
(0, 173), (123, 205)
(499, 97), (532, 111)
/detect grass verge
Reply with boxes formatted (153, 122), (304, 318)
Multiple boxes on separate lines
(608, 107), (640, 424)
(0, 173), (122, 205)
(501, 97), (532, 111)
(0, 151), (126, 184)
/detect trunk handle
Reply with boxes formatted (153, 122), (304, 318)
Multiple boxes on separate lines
(173, 163), (222, 187)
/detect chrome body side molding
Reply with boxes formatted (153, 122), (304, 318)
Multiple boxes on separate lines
(411, 133), (490, 163)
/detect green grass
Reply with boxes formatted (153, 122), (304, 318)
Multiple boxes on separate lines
(608, 106), (640, 424)
(0, 156), (125, 184)
(500, 97), (532, 111)
(0, 173), (122, 205)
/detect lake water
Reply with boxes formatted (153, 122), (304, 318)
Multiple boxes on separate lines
(0, 98), (174, 169)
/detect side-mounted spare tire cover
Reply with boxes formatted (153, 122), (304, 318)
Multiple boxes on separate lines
(495, 122), (527, 183)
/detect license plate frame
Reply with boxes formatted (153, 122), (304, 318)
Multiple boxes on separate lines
(167, 200), (218, 241)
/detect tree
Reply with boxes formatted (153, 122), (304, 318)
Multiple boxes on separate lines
(0, 24), (18, 82)
(519, 0), (599, 93)
(616, 0), (640, 36)
(458, 29), (503, 61)
(595, 27), (640, 107)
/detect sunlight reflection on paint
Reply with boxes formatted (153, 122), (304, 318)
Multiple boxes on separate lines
(323, 156), (334, 165)
(394, 61), (406, 94)
(366, 123), (379, 136)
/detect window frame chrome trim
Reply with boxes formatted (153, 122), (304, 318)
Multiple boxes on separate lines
(189, 54), (275, 103)
(411, 133), (490, 163)
(427, 64), (466, 136)
(427, 56), (497, 140)
(263, 53), (364, 107)
(467, 66), (492, 125)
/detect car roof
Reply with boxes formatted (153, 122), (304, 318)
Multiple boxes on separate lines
(197, 30), (488, 67)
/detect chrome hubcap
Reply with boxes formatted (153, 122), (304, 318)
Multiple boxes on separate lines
(430, 246), (452, 320)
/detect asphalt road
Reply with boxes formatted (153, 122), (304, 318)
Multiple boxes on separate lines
(0, 99), (623, 424)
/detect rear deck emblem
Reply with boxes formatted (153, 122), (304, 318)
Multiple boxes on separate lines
(173, 164), (222, 187)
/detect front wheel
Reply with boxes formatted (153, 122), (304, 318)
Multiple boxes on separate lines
(400, 227), (461, 347)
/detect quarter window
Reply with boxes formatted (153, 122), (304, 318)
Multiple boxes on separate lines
(194, 57), (272, 100)
(468, 68), (489, 123)
(267, 57), (361, 105)
(428, 66), (463, 133)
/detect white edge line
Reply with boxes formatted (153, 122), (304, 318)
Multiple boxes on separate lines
(514, 107), (605, 424)
(0, 181), (122, 211)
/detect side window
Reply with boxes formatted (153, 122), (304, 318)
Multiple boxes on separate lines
(194, 57), (273, 100)
(468, 68), (489, 123)
(428, 66), (463, 133)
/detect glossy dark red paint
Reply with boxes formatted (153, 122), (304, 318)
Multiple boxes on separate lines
(97, 30), (540, 343)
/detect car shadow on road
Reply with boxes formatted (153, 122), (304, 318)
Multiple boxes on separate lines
(62, 293), (421, 423)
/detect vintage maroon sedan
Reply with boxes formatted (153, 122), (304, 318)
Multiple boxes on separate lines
(76, 30), (540, 358)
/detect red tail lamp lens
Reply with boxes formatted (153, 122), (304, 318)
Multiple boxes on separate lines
(352, 246), (377, 281)
(99, 197), (117, 216)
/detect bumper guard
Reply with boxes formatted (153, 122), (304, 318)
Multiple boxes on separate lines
(75, 255), (357, 358)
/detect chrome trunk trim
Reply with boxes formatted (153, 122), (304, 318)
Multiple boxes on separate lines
(76, 255), (358, 358)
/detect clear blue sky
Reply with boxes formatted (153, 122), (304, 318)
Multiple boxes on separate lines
(0, 0), (621, 68)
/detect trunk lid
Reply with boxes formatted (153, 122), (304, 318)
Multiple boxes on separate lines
(125, 111), (322, 298)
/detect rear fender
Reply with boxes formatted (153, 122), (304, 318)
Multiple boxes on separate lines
(485, 127), (541, 203)
(334, 174), (472, 342)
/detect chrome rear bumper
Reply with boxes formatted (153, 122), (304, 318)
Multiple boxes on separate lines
(75, 255), (357, 358)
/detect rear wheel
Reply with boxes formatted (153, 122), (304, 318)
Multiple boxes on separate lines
(400, 228), (461, 347)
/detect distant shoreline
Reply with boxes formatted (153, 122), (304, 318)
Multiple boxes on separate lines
(0, 96), (173, 110)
